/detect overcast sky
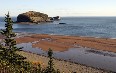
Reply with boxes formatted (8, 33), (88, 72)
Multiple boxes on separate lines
(0, 0), (116, 17)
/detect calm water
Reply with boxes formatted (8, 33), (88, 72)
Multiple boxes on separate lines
(1, 17), (116, 72)
(0, 17), (116, 38)
(17, 43), (116, 72)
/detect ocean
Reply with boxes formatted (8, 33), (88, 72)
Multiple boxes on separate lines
(0, 17), (116, 38)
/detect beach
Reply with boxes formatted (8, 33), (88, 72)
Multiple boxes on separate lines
(15, 33), (116, 52)
(17, 51), (111, 73)
(14, 33), (116, 72)
(0, 33), (115, 72)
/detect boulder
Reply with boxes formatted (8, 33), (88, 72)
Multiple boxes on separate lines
(50, 16), (60, 21)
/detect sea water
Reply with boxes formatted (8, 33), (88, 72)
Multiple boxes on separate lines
(0, 17), (116, 38)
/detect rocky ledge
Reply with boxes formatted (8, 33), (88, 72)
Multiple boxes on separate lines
(16, 11), (52, 24)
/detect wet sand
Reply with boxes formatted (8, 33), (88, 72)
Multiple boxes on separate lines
(15, 34), (116, 52)
(17, 51), (111, 73)
(0, 33), (115, 72)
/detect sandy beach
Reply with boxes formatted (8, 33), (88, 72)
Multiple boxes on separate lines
(15, 33), (116, 52)
(17, 51), (111, 73)
(0, 33), (115, 72)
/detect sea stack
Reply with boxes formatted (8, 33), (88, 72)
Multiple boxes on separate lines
(16, 11), (52, 24)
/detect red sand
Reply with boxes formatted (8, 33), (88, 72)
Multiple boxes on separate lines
(15, 34), (116, 52)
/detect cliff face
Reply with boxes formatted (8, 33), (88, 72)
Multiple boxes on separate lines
(17, 11), (51, 23)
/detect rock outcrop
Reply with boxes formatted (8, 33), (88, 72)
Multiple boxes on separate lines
(17, 11), (52, 23)
(50, 16), (60, 21)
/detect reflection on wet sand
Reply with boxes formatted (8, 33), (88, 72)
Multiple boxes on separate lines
(14, 33), (116, 72)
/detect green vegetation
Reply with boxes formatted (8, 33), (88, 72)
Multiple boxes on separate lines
(0, 12), (32, 72)
(0, 12), (60, 73)
(44, 48), (60, 73)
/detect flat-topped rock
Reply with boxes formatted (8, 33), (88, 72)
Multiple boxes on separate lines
(16, 11), (52, 23)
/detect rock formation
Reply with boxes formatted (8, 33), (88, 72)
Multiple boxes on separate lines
(50, 16), (60, 21)
(17, 11), (52, 23)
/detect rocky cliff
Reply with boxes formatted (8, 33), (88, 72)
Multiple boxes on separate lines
(17, 11), (52, 23)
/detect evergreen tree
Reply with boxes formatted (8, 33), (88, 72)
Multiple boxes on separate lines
(0, 12), (30, 72)
(47, 48), (54, 72)
(44, 48), (60, 73)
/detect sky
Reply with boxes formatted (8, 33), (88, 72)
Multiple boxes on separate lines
(0, 0), (116, 17)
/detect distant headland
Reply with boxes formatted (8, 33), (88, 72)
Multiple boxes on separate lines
(15, 11), (60, 24)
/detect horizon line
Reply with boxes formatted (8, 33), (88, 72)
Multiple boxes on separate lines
(1, 15), (116, 17)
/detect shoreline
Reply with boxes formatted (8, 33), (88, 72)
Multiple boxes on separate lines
(15, 32), (116, 41)
(20, 50), (114, 71)
(15, 33), (116, 53)
(17, 51), (112, 73)
(16, 32), (116, 39)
